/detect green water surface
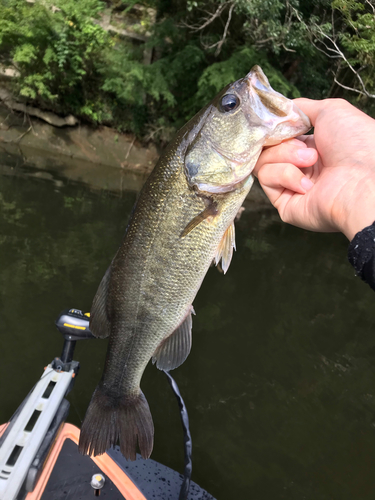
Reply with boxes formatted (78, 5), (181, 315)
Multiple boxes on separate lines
(1, 167), (375, 500)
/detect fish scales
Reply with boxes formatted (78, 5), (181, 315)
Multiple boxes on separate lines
(79, 65), (311, 461)
(102, 150), (250, 390)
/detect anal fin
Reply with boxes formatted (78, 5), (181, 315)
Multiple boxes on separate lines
(89, 265), (111, 338)
(214, 221), (236, 274)
(152, 306), (195, 371)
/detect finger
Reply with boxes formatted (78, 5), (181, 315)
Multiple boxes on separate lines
(293, 98), (326, 126)
(257, 162), (314, 207)
(275, 190), (311, 230)
(256, 140), (318, 174)
(262, 137), (306, 153)
(297, 134), (316, 149)
(294, 97), (368, 128)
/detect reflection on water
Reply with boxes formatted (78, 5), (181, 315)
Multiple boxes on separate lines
(1, 168), (375, 500)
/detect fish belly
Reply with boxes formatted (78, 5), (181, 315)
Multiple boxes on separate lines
(79, 155), (252, 461)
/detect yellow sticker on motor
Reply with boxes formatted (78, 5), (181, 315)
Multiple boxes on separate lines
(63, 323), (86, 330)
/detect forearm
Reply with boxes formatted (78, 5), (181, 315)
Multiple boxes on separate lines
(348, 222), (375, 291)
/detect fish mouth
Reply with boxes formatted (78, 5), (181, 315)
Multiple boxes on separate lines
(284, 102), (311, 132)
(245, 66), (311, 138)
(263, 102), (311, 146)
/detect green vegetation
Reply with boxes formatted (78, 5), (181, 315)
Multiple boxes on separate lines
(0, 0), (374, 140)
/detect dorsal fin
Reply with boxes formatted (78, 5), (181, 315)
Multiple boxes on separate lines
(89, 265), (111, 338)
(214, 221), (236, 274)
(152, 306), (195, 371)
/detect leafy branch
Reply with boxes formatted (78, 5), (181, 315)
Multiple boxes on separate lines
(291, 0), (375, 99)
(181, 1), (235, 56)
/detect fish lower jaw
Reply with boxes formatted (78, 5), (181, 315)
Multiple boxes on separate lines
(195, 172), (254, 194)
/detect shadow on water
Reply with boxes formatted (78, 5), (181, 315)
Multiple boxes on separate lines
(1, 163), (375, 500)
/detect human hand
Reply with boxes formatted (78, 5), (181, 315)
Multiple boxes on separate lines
(254, 98), (375, 240)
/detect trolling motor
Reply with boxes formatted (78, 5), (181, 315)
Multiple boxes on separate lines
(0, 309), (193, 500)
(0, 309), (94, 500)
(53, 308), (94, 370)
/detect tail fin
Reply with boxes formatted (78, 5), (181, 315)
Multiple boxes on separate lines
(78, 384), (154, 461)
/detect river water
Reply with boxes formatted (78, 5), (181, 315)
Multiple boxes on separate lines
(1, 158), (375, 500)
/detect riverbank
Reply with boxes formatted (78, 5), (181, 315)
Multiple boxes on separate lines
(0, 103), (271, 207)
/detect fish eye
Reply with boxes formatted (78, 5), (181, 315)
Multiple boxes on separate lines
(220, 94), (240, 113)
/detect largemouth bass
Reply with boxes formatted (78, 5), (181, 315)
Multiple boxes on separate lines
(79, 66), (311, 460)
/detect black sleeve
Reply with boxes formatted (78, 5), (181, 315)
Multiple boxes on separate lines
(348, 221), (375, 291)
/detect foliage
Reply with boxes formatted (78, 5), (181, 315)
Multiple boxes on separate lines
(0, 0), (374, 138)
(332, 0), (375, 108)
(97, 42), (205, 133)
(236, 0), (306, 55)
(0, 0), (111, 119)
(195, 46), (300, 111)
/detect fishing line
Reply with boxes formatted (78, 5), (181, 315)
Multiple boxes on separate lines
(163, 370), (192, 500)
(68, 391), (84, 425)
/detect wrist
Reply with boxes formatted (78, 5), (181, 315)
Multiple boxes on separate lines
(344, 217), (375, 241)
(326, 167), (375, 240)
(340, 189), (375, 241)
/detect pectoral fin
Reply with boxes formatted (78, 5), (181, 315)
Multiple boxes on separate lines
(89, 265), (111, 339)
(152, 306), (195, 371)
(181, 201), (218, 237)
(214, 221), (236, 274)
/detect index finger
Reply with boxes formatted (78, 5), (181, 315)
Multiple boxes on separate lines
(293, 98), (326, 127)
(294, 97), (369, 129)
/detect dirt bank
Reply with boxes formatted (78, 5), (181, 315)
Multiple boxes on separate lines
(0, 104), (272, 207)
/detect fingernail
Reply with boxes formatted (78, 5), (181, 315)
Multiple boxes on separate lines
(297, 148), (315, 161)
(301, 176), (314, 191)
